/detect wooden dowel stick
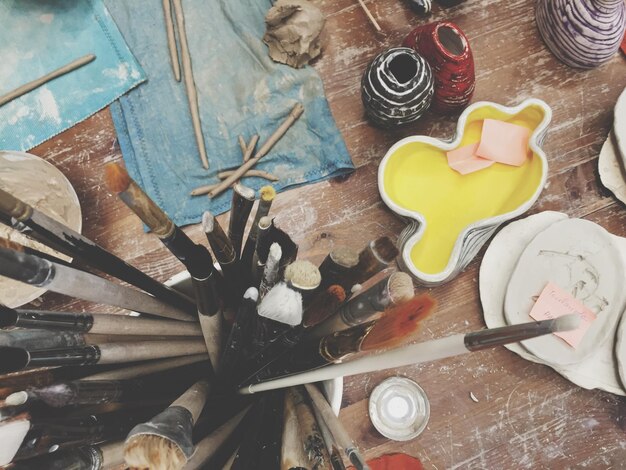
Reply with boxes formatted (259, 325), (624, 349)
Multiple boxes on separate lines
(172, 0), (209, 169)
(0, 54), (96, 107)
(244, 135), (259, 162)
(218, 169), (279, 181)
(238, 135), (248, 156)
(162, 0), (181, 81)
(191, 184), (219, 197)
(356, 0), (382, 32)
(208, 104), (304, 198)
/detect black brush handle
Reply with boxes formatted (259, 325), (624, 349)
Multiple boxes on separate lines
(0, 245), (53, 286)
(28, 345), (101, 368)
(13, 309), (93, 332)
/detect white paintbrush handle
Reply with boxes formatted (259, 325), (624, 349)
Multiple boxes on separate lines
(240, 334), (468, 394)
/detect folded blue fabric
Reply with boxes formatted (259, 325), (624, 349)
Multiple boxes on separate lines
(0, 0), (145, 151)
(105, 0), (353, 226)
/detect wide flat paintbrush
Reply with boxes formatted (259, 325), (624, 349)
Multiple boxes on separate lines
(0, 187), (195, 315)
(0, 339), (207, 374)
(0, 239), (192, 321)
(310, 272), (414, 338)
(202, 211), (245, 304)
(2, 305), (202, 337)
(124, 380), (210, 470)
(105, 163), (223, 368)
(228, 183), (256, 258)
(343, 237), (399, 289)
(241, 185), (276, 271)
(305, 384), (370, 470)
(246, 294), (435, 385)
(252, 282), (303, 351)
(241, 314), (582, 394)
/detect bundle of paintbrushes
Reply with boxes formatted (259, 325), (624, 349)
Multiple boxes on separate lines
(0, 162), (582, 469)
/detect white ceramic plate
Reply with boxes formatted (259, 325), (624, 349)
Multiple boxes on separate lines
(480, 212), (625, 395)
(616, 308), (626, 390)
(614, 86), (626, 166)
(504, 218), (623, 366)
(598, 131), (626, 205)
(0, 151), (82, 307)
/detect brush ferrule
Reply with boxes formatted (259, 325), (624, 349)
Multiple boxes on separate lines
(0, 188), (33, 221)
(464, 320), (559, 351)
(191, 275), (220, 317)
(320, 322), (375, 362)
(0, 246), (54, 286)
(28, 345), (101, 367)
(339, 276), (390, 326)
(14, 310), (93, 332)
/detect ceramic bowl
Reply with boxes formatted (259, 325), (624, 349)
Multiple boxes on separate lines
(378, 99), (551, 285)
(165, 271), (344, 415)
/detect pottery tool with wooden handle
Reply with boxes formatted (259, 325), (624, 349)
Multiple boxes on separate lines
(0, 240), (193, 321)
(228, 183), (256, 258)
(124, 380), (210, 470)
(241, 314), (582, 394)
(0, 187), (195, 315)
(241, 185), (276, 269)
(1, 305), (202, 337)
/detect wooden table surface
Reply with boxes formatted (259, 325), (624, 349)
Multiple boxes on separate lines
(9, 0), (626, 468)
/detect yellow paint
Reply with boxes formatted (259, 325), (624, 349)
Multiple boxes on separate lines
(382, 104), (546, 275)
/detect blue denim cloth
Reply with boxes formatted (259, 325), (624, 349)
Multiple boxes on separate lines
(0, 0), (145, 151)
(105, 0), (353, 226)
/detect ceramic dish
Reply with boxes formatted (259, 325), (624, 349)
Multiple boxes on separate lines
(598, 131), (626, 205)
(503, 218), (624, 366)
(378, 99), (551, 285)
(614, 86), (626, 165)
(165, 271), (344, 415)
(0, 151), (82, 307)
(616, 307), (626, 390)
(480, 211), (626, 395)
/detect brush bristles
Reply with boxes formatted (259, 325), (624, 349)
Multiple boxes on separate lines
(125, 434), (187, 470)
(260, 186), (276, 202)
(330, 247), (359, 268)
(258, 283), (303, 326)
(0, 237), (22, 252)
(551, 313), (581, 332)
(388, 272), (414, 304)
(372, 236), (399, 263)
(202, 211), (215, 233)
(361, 294), (436, 351)
(104, 163), (132, 194)
(284, 260), (321, 290)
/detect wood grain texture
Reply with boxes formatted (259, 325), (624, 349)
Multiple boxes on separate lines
(5, 0), (626, 468)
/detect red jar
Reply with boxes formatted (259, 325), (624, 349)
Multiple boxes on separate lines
(403, 21), (475, 114)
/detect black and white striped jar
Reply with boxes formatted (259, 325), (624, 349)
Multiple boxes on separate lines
(361, 47), (434, 128)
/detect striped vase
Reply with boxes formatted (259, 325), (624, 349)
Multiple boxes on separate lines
(361, 47), (434, 128)
(536, 0), (626, 69)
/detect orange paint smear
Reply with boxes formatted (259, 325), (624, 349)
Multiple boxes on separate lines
(348, 453), (424, 470)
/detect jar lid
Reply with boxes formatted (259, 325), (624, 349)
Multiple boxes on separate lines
(368, 377), (430, 441)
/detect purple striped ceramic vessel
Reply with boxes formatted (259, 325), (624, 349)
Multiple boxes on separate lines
(536, 0), (626, 69)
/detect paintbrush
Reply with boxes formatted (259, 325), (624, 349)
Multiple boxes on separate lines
(81, 354), (208, 381)
(268, 219), (299, 273)
(104, 163), (223, 367)
(318, 246), (360, 292)
(2, 305), (202, 337)
(246, 295), (435, 385)
(311, 399), (347, 470)
(183, 406), (251, 469)
(253, 216), (273, 283)
(310, 272), (414, 339)
(281, 388), (313, 470)
(0, 329), (85, 350)
(235, 285), (346, 386)
(241, 186), (276, 270)
(7, 440), (125, 470)
(228, 183), (256, 258)
(291, 386), (330, 469)
(0, 339), (207, 374)
(219, 287), (259, 383)
(0, 239), (193, 321)
(0, 187), (195, 315)
(253, 282), (303, 351)
(124, 380), (210, 470)
(343, 237), (399, 289)
(202, 211), (245, 303)
(302, 285), (347, 328)
(241, 314), (582, 394)
(285, 260), (322, 308)
(305, 384), (370, 470)
(5, 360), (206, 408)
(259, 242), (282, 299)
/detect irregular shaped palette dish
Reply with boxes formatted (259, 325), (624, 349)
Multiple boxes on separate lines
(378, 99), (551, 285)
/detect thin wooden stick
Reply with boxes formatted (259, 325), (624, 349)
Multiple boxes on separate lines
(356, 0), (382, 32)
(191, 184), (219, 197)
(208, 104), (304, 198)
(172, 0), (209, 169)
(162, 0), (181, 81)
(0, 54), (95, 107)
(244, 135), (259, 162)
(218, 169), (279, 182)
(238, 135), (248, 156)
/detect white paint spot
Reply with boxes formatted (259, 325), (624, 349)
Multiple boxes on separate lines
(37, 88), (61, 124)
(470, 391), (479, 403)
(8, 105), (30, 125)
(103, 63), (129, 82)
(581, 417), (600, 430)
(39, 13), (54, 24)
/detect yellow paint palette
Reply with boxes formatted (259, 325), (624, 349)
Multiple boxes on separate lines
(378, 99), (551, 285)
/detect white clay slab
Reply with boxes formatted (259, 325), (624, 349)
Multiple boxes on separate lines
(480, 212), (625, 395)
(614, 86), (626, 167)
(598, 132), (626, 205)
(504, 218), (623, 366)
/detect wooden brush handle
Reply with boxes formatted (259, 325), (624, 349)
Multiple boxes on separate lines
(171, 380), (210, 423)
(98, 340), (207, 364)
(120, 181), (175, 238)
